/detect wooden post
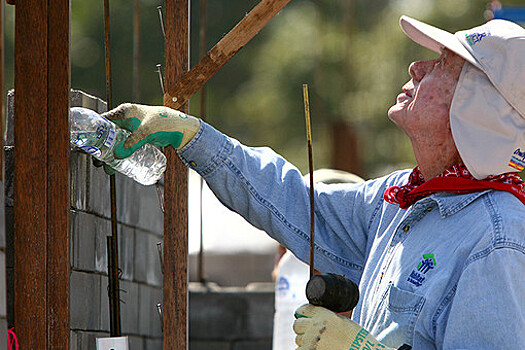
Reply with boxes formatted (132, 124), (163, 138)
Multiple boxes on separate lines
(13, 0), (70, 348)
(163, 0), (189, 348)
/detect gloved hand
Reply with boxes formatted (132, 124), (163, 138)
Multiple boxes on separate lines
(293, 304), (395, 350)
(102, 103), (201, 159)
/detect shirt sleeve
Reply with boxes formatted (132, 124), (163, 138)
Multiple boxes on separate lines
(178, 122), (387, 281)
(440, 247), (525, 349)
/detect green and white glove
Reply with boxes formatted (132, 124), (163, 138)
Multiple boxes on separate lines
(102, 103), (201, 159)
(293, 304), (395, 350)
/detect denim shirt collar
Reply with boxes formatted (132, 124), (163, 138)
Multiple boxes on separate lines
(426, 190), (492, 218)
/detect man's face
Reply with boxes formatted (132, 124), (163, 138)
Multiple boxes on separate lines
(388, 49), (465, 146)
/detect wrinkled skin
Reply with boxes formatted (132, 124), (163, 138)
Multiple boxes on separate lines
(388, 49), (466, 180)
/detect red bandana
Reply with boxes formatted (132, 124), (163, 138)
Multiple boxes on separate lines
(384, 164), (525, 209)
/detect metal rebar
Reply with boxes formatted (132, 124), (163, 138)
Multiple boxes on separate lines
(303, 84), (315, 278)
(156, 64), (165, 94)
(157, 5), (165, 38)
(156, 241), (164, 274)
(156, 303), (163, 331)
(104, 0), (121, 336)
(133, 0), (141, 101)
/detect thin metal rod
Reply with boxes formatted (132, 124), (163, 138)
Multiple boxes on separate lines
(156, 64), (165, 94)
(197, 0), (208, 284)
(156, 241), (164, 274)
(303, 84), (315, 278)
(156, 303), (163, 331)
(104, 0), (121, 336)
(157, 5), (166, 38)
(133, 0), (141, 101)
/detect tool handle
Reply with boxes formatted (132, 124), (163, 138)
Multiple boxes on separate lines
(306, 273), (360, 313)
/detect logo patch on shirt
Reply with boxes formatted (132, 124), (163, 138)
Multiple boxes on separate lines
(407, 254), (436, 287)
(464, 29), (491, 46)
(509, 148), (525, 171)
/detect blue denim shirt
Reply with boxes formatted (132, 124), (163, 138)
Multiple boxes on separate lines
(179, 122), (525, 349)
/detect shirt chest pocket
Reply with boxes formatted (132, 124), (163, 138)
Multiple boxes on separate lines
(372, 284), (426, 347)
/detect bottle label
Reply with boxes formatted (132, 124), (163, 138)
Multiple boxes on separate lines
(78, 144), (102, 158)
(104, 128), (116, 148)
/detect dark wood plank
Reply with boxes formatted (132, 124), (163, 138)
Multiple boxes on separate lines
(163, 0), (189, 348)
(14, 0), (49, 347)
(46, 0), (70, 347)
(14, 0), (70, 347)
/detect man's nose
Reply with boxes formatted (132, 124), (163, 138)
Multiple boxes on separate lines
(409, 61), (432, 82)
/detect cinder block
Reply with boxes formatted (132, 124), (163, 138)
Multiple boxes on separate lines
(95, 220), (112, 274)
(133, 230), (162, 286)
(70, 271), (102, 330)
(118, 224), (135, 281)
(87, 161), (112, 218)
(138, 284), (163, 337)
(145, 233), (163, 287)
(135, 184), (164, 233)
(127, 335), (144, 350)
(72, 330), (110, 350)
(71, 211), (96, 272)
(70, 151), (89, 211)
(245, 292), (275, 338)
(189, 288), (274, 340)
(144, 338), (163, 350)
(190, 340), (231, 350)
(137, 284), (152, 336)
(0, 319), (7, 350)
(119, 280), (139, 335)
(116, 176), (140, 227)
(100, 276), (109, 331)
(233, 340), (272, 350)
(133, 230), (148, 284)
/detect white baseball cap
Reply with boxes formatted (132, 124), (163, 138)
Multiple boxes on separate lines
(399, 15), (525, 179)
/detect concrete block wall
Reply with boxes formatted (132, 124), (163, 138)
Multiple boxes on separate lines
(5, 90), (164, 349)
(4, 90), (277, 350)
(189, 283), (274, 350)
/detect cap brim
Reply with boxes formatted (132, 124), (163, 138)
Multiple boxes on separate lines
(400, 15), (482, 69)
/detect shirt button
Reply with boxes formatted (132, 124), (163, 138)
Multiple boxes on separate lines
(189, 161), (197, 167)
(403, 225), (410, 233)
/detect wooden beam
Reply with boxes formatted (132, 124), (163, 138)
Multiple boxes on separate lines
(46, 0), (70, 347)
(13, 0), (70, 348)
(163, 0), (189, 348)
(163, 0), (292, 110)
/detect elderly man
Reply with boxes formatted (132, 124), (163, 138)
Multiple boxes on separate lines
(103, 16), (525, 349)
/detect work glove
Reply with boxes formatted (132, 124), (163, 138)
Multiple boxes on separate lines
(293, 304), (395, 350)
(102, 103), (201, 159)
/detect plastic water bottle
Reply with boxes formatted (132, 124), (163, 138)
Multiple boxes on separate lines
(70, 107), (167, 185)
(273, 250), (309, 350)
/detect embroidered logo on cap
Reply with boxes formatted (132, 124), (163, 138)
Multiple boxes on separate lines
(509, 148), (525, 171)
(407, 254), (436, 287)
(465, 30), (491, 46)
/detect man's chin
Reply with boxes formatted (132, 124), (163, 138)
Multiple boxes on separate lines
(387, 105), (402, 125)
